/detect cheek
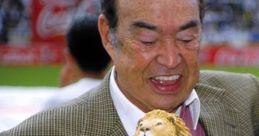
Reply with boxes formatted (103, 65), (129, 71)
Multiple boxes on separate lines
(180, 48), (199, 83)
(185, 51), (200, 90)
(122, 43), (156, 69)
(130, 43), (160, 70)
(181, 48), (199, 67)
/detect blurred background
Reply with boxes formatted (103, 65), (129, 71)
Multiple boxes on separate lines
(0, 0), (259, 132)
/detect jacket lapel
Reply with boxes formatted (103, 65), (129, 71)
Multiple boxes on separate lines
(81, 72), (128, 136)
(195, 83), (242, 136)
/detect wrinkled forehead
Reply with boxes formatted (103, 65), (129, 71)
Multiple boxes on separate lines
(117, 0), (199, 15)
(116, 0), (200, 29)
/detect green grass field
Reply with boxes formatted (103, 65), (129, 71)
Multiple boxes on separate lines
(0, 65), (61, 87)
(201, 65), (259, 77)
(0, 65), (258, 87)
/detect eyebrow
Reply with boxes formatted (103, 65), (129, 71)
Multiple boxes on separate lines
(131, 20), (199, 32)
(178, 20), (199, 31)
(131, 21), (157, 31)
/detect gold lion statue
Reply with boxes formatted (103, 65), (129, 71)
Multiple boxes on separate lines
(134, 109), (191, 136)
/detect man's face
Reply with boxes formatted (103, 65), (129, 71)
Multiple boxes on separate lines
(105, 0), (201, 112)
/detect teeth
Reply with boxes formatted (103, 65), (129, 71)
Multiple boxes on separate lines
(154, 75), (180, 81)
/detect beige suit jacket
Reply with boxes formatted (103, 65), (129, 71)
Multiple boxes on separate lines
(1, 70), (259, 136)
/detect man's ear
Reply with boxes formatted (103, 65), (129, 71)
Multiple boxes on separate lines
(64, 50), (75, 64)
(60, 50), (80, 87)
(98, 14), (114, 52)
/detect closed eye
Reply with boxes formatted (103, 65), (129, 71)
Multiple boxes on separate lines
(177, 37), (194, 43)
(141, 40), (157, 45)
(155, 121), (163, 126)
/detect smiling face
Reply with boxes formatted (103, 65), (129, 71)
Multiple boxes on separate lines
(99, 0), (201, 112)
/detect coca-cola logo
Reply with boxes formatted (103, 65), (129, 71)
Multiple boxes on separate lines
(214, 47), (259, 66)
(36, 0), (78, 38)
(37, 9), (70, 38)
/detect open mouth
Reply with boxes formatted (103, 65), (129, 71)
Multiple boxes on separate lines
(150, 74), (181, 93)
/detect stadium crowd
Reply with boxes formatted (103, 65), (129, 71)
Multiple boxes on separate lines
(1, 0), (259, 47)
(202, 0), (259, 46)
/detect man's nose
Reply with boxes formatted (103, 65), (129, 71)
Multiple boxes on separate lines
(156, 41), (181, 68)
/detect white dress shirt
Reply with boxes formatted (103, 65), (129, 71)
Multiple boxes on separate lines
(109, 67), (201, 135)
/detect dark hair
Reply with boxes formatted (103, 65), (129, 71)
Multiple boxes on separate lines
(67, 15), (110, 73)
(100, 0), (205, 29)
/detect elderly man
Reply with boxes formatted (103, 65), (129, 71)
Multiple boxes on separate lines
(1, 0), (258, 135)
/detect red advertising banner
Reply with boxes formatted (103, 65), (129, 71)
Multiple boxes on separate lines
(31, 0), (100, 44)
(31, 0), (80, 43)
(1, 44), (259, 65)
(0, 0), (101, 65)
(199, 46), (259, 66)
(0, 43), (65, 65)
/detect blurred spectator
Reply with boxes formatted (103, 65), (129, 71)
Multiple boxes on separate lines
(202, 0), (259, 45)
(44, 15), (110, 109)
(0, 0), (25, 44)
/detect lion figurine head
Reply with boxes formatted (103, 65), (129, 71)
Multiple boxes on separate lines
(134, 109), (191, 136)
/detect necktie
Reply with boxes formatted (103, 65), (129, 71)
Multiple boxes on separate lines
(180, 104), (206, 136)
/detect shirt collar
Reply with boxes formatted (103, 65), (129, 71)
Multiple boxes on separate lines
(182, 89), (201, 130)
(110, 67), (144, 135)
(109, 67), (201, 135)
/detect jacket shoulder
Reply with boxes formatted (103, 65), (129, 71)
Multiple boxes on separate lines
(198, 70), (259, 135)
(0, 98), (90, 136)
(0, 74), (116, 136)
(199, 70), (259, 90)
